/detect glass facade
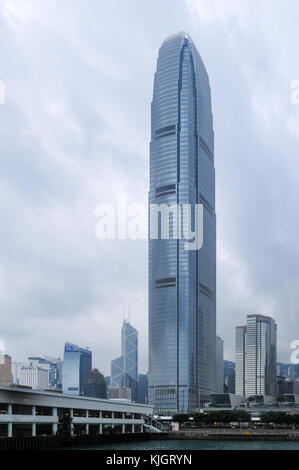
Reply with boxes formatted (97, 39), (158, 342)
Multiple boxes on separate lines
(148, 32), (216, 414)
(62, 343), (92, 396)
(215, 336), (224, 393)
(235, 315), (277, 398)
(111, 321), (138, 401)
(245, 314), (277, 397)
(84, 369), (107, 399)
(235, 326), (247, 396)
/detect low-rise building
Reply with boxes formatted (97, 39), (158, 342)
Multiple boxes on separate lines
(0, 386), (154, 438)
(210, 393), (246, 409)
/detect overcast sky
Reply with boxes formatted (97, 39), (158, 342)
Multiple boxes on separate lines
(1, 0), (299, 375)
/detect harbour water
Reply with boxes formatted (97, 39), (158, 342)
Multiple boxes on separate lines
(72, 439), (299, 450)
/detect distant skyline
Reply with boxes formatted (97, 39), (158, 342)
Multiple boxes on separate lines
(1, 0), (299, 374)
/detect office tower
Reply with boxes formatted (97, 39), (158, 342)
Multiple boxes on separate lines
(0, 355), (11, 387)
(84, 369), (106, 399)
(235, 315), (277, 397)
(111, 320), (138, 402)
(246, 315), (277, 397)
(62, 343), (92, 396)
(235, 326), (247, 396)
(28, 356), (63, 390)
(137, 373), (148, 404)
(224, 369), (236, 394)
(148, 32), (216, 414)
(215, 336), (224, 393)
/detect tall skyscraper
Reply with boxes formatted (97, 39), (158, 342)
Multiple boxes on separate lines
(235, 315), (277, 397)
(235, 326), (247, 396)
(111, 320), (138, 401)
(215, 336), (224, 393)
(62, 343), (92, 396)
(148, 32), (216, 414)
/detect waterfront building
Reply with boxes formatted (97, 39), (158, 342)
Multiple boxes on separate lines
(111, 321), (138, 402)
(210, 393), (246, 409)
(0, 385), (154, 437)
(215, 336), (224, 393)
(235, 315), (277, 397)
(84, 369), (106, 399)
(247, 394), (276, 407)
(62, 343), (92, 396)
(148, 32), (216, 415)
(0, 355), (11, 387)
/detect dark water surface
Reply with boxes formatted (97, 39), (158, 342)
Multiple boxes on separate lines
(70, 439), (299, 450)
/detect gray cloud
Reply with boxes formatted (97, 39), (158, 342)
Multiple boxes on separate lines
(0, 0), (299, 375)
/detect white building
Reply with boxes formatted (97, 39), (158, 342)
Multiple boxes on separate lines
(12, 362), (49, 390)
(235, 315), (277, 398)
(109, 386), (132, 401)
(0, 386), (155, 437)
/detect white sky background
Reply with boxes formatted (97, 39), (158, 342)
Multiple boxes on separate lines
(1, 0), (299, 374)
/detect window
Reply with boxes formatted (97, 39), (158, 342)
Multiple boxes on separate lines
(155, 184), (176, 197)
(155, 125), (176, 140)
(155, 277), (176, 289)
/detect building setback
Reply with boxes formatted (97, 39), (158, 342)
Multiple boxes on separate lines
(148, 32), (216, 414)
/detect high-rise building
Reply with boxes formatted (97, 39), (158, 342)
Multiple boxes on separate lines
(84, 369), (106, 399)
(148, 32), (216, 414)
(12, 361), (49, 389)
(111, 321), (138, 401)
(62, 343), (92, 396)
(215, 336), (224, 393)
(28, 356), (63, 390)
(18, 364), (48, 389)
(235, 315), (277, 397)
(224, 361), (236, 394)
(137, 373), (148, 404)
(235, 326), (247, 397)
(0, 355), (11, 387)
